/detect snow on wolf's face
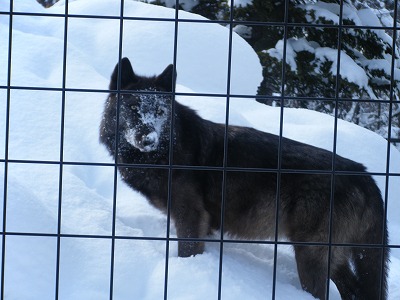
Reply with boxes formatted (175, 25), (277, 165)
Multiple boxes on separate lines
(119, 90), (171, 152)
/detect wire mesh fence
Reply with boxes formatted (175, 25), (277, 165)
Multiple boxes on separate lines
(0, 0), (399, 299)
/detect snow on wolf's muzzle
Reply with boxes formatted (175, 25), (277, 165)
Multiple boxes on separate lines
(119, 91), (170, 152)
(125, 129), (159, 152)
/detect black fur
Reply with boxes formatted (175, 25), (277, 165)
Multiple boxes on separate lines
(100, 58), (389, 300)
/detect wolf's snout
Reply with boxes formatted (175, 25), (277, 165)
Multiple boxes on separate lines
(135, 131), (159, 152)
(124, 129), (159, 152)
(141, 134), (156, 146)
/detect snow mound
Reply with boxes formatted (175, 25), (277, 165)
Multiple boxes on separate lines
(0, 0), (399, 299)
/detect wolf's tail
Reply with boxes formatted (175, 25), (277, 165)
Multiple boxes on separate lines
(352, 177), (389, 300)
(352, 228), (389, 300)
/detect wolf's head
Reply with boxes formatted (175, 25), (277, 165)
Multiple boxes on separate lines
(109, 58), (175, 153)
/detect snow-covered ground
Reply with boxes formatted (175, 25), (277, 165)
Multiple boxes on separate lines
(0, 0), (399, 299)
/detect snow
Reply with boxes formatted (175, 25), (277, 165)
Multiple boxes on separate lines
(300, 2), (340, 24)
(314, 47), (374, 96)
(362, 58), (400, 83)
(300, 1), (379, 27)
(267, 39), (297, 71)
(0, 0), (399, 299)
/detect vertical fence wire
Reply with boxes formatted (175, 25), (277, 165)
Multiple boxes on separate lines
(271, 1), (290, 299)
(217, 0), (236, 298)
(54, 0), (69, 299)
(163, 1), (181, 299)
(0, 1), (13, 299)
(381, 0), (399, 298)
(109, 1), (126, 299)
(325, 1), (345, 299)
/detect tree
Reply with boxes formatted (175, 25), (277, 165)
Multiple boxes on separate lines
(255, 0), (400, 144)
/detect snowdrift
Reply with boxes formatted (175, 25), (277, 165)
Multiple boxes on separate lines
(0, 0), (399, 299)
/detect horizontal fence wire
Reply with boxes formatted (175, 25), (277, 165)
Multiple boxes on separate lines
(1, 0), (399, 299)
(1, 86), (400, 105)
(2, 159), (400, 178)
(0, 9), (400, 31)
(1, 231), (399, 248)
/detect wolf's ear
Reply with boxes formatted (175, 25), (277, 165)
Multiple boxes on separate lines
(109, 57), (138, 91)
(155, 64), (176, 92)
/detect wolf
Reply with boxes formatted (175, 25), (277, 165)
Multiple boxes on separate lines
(100, 57), (389, 300)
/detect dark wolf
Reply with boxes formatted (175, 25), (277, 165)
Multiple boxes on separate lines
(100, 57), (389, 300)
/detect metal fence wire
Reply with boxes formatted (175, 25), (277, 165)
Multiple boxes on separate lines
(1, 0), (400, 299)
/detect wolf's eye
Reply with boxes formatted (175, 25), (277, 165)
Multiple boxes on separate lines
(131, 105), (137, 112)
(157, 108), (165, 116)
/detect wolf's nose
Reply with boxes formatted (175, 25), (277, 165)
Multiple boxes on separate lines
(142, 134), (155, 146)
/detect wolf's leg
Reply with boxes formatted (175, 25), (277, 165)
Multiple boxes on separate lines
(170, 182), (211, 257)
(330, 261), (359, 300)
(330, 247), (387, 300)
(294, 245), (328, 300)
(174, 205), (211, 257)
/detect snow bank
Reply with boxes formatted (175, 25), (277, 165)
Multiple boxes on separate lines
(0, 0), (399, 299)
